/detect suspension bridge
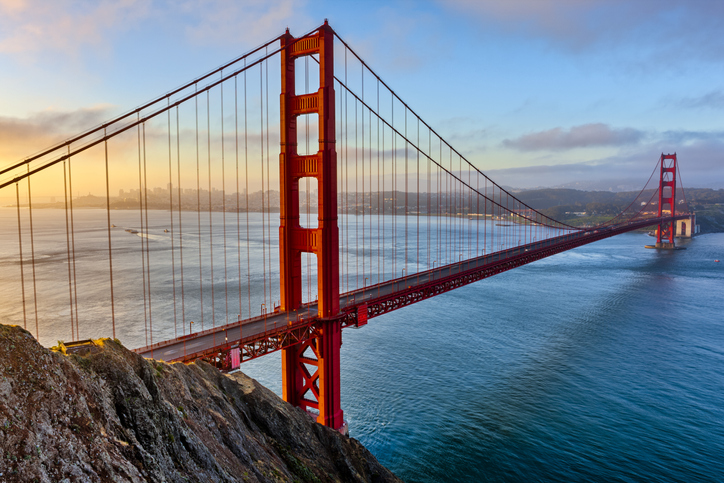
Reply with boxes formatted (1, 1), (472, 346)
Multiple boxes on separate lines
(0, 21), (693, 434)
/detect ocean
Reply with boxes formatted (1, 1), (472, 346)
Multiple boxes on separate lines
(1, 207), (723, 481)
(242, 231), (724, 482)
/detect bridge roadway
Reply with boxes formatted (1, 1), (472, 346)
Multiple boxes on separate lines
(135, 216), (686, 364)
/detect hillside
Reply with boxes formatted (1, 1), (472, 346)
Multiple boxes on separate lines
(0, 324), (401, 483)
(516, 187), (724, 233)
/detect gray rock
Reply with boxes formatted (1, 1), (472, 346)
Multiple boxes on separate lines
(0, 324), (401, 483)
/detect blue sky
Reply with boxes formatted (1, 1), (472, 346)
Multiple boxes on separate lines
(1, 0), (723, 190)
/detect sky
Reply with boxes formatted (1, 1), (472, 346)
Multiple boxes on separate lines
(1, 0), (723, 192)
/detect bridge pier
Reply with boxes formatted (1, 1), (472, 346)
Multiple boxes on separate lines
(646, 242), (679, 249)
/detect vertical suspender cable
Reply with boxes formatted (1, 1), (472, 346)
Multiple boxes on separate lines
(142, 124), (153, 343)
(498, 187), (502, 254)
(167, 103), (178, 338)
(469, 161), (473, 259)
(456, 154), (460, 262)
(345, 50), (349, 293)
(259, 62), (268, 313)
(404, 108), (408, 278)
(416, 118), (420, 275)
(63, 160), (75, 340)
(425, 129), (432, 270)
(137, 117), (149, 344)
(438, 141), (441, 267)
(244, 63), (251, 318)
(368, 109), (372, 286)
(484, 177), (487, 255)
(447, 149), (451, 264)
(355, 93), (359, 290)
(377, 79), (381, 286)
(392, 94), (396, 279)
(377, 105), (384, 282)
(16, 183), (27, 330)
(176, 107), (186, 333)
(104, 131), (116, 339)
(338, 79), (343, 292)
(207, 90), (216, 327)
(265, 53), (273, 308)
(235, 76), (242, 320)
(195, 86), (204, 330)
(361, 66), (365, 290)
(67, 156), (79, 336)
(338, 78), (345, 293)
(27, 167), (39, 339)
(221, 78), (229, 325)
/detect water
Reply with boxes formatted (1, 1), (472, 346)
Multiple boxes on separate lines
(0, 207), (565, 348)
(2, 206), (723, 481)
(241, 232), (724, 482)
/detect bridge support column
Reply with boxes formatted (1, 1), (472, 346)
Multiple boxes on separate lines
(654, 153), (677, 249)
(279, 22), (344, 432)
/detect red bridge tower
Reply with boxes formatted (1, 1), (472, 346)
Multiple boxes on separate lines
(655, 153), (677, 248)
(279, 22), (345, 432)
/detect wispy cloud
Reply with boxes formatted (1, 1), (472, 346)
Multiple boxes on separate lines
(0, 0), (148, 57)
(180, 0), (310, 46)
(488, 135), (724, 190)
(0, 106), (113, 163)
(439, 1), (724, 63)
(0, 0), (307, 61)
(676, 90), (724, 111)
(503, 123), (643, 151)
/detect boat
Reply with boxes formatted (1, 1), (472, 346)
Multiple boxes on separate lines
(125, 229), (139, 234)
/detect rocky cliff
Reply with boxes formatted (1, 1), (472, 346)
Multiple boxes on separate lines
(0, 324), (401, 483)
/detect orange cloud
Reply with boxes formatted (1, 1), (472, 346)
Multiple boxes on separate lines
(0, 106), (114, 166)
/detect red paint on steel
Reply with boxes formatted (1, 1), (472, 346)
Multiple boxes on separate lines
(657, 153), (677, 245)
(135, 215), (689, 370)
(279, 22), (343, 430)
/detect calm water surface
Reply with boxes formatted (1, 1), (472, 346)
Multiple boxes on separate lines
(242, 232), (724, 482)
(2, 206), (723, 482)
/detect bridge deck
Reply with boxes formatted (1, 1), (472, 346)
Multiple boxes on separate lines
(134, 216), (686, 364)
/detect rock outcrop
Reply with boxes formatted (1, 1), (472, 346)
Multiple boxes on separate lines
(0, 324), (400, 482)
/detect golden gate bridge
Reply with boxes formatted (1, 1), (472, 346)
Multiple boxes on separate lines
(0, 21), (693, 434)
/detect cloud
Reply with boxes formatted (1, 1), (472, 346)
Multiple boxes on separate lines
(180, 0), (310, 47)
(439, 1), (724, 63)
(0, 0), (307, 61)
(0, 0), (149, 56)
(676, 91), (724, 111)
(0, 106), (113, 164)
(486, 137), (724, 190)
(503, 123), (643, 151)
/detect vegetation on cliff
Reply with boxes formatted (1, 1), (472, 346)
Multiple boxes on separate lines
(0, 324), (400, 483)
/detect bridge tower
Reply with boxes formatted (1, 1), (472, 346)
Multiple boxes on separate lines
(279, 22), (345, 432)
(655, 153), (677, 248)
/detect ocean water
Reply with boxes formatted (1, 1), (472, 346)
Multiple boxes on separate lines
(241, 232), (724, 482)
(2, 206), (723, 481)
